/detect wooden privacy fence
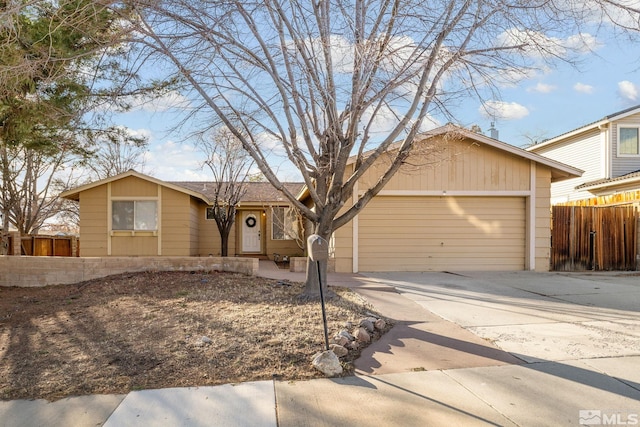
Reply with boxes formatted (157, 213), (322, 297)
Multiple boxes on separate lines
(6, 233), (79, 257)
(551, 205), (638, 271)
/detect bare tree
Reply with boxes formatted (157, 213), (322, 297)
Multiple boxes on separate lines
(126, 0), (638, 295)
(200, 126), (255, 257)
(87, 126), (149, 179)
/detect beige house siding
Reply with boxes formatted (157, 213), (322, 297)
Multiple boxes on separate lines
(78, 185), (108, 256)
(111, 176), (158, 197)
(189, 197), (200, 256)
(197, 204), (222, 256)
(265, 206), (305, 257)
(332, 135), (556, 273)
(358, 138), (531, 192)
(160, 187), (192, 256)
(534, 165), (552, 271)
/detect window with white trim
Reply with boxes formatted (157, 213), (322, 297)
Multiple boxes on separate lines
(618, 126), (640, 155)
(112, 201), (157, 231)
(271, 207), (296, 240)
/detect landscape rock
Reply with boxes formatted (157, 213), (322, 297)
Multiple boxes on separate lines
(374, 318), (386, 330)
(333, 335), (349, 346)
(312, 350), (343, 376)
(329, 344), (348, 357)
(360, 318), (375, 333)
(354, 327), (371, 343)
(347, 341), (360, 350)
(338, 330), (354, 341)
(201, 336), (213, 344)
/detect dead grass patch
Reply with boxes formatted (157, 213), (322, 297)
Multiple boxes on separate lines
(0, 271), (390, 401)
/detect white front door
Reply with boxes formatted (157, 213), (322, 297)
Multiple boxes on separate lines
(242, 211), (261, 252)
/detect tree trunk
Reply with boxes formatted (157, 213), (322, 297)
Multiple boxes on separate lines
(220, 228), (229, 257)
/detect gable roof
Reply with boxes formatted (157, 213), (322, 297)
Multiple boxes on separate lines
(527, 104), (640, 152)
(171, 181), (304, 204)
(350, 124), (582, 182)
(60, 170), (211, 203)
(60, 170), (304, 205)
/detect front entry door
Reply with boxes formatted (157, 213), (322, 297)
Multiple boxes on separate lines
(242, 211), (261, 253)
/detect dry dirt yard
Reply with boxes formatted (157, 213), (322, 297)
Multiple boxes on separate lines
(0, 271), (390, 401)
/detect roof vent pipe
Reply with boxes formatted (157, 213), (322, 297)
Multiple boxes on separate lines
(489, 122), (499, 140)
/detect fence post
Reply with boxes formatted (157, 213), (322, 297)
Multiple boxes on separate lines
(10, 232), (21, 255)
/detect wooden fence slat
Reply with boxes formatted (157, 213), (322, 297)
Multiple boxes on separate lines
(552, 205), (638, 271)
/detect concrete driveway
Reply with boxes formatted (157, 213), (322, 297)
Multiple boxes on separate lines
(360, 271), (640, 364)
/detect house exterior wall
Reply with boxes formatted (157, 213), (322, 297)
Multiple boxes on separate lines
(357, 137), (531, 192)
(529, 128), (602, 203)
(79, 177), (194, 256)
(534, 166), (552, 271)
(159, 187), (192, 256)
(612, 112), (640, 176)
(78, 185), (108, 256)
(332, 136), (555, 273)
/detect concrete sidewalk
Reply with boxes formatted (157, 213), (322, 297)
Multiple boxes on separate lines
(2, 264), (639, 426)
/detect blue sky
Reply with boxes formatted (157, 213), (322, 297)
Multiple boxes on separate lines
(112, 26), (640, 183)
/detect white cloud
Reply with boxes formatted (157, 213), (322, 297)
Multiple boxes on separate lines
(144, 140), (208, 181)
(574, 82), (594, 94)
(528, 83), (557, 94)
(479, 101), (530, 121)
(564, 33), (603, 53)
(618, 80), (638, 102)
(495, 29), (601, 62)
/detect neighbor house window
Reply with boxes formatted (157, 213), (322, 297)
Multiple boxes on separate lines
(112, 201), (157, 231)
(619, 126), (640, 155)
(272, 207), (296, 240)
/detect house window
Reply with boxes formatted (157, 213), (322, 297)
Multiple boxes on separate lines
(272, 207), (296, 240)
(619, 127), (640, 155)
(112, 201), (157, 231)
(206, 207), (216, 220)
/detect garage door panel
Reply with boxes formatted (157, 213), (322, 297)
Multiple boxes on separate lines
(358, 196), (525, 272)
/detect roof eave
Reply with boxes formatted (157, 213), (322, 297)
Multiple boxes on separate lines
(60, 170), (212, 204)
(578, 175), (640, 192)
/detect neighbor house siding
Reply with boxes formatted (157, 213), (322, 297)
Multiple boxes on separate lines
(531, 128), (602, 203)
(78, 185), (108, 256)
(612, 113), (640, 176)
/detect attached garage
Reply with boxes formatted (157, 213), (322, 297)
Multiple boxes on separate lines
(358, 196), (526, 272)
(329, 125), (583, 273)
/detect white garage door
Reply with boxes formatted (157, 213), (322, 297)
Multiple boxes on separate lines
(358, 196), (526, 272)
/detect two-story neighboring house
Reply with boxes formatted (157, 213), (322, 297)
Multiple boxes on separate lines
(527, 105), (640, 206)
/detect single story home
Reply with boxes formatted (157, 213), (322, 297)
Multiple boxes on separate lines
(60, 171), (305, 259)
(62, 124), (582, 272)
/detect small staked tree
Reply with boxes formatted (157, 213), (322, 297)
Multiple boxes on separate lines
(127, 0), (640, 296)
(200, 126), (255, 257)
